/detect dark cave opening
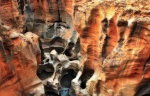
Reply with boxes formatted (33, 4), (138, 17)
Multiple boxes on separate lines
(60, 69), (76, 88)
(64, 42), (75, 57)
(64, 49), (72, 57)
(143, 93), (150, 96)
(44, 82), (59, 96)
(80, 81), (86, 89)
(49, 37), (67, 54)
(79, 61), (94, 89)
(45, 91), (59, 96)
(37, 64), (54, 80)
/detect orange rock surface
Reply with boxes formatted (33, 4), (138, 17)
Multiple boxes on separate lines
(0, 0), (150, 96)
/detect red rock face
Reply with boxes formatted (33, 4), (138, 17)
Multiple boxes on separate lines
(0, 32), (44, 96)
(0, 0), (150, 96)
(74, 1), (150, 95)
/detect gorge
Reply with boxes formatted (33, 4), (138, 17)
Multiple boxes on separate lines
(0, 0), (150, 96)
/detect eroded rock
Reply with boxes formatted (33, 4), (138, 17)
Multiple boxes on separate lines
(0, 0), (150, 96)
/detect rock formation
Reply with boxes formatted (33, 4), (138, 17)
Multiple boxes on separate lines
(0, 0), (150, 96)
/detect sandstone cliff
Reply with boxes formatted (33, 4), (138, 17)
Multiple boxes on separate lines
(0, 0), (150, 96)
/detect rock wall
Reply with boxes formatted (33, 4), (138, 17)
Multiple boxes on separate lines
(0, 0), (150, 96)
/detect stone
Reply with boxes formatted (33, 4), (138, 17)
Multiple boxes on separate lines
(9, 32), (19, 39)
(0, 0), (150, 96)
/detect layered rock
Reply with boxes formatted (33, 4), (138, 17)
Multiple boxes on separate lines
(0, 0), (150, 96)
(0, 32), (44, 96)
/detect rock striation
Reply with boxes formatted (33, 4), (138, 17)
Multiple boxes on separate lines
(0, 0), (150, 96)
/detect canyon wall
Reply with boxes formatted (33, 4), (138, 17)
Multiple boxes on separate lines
(0, 0), (150, 96)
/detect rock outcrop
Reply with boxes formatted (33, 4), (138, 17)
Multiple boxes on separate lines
(0, 0), (150, 96)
